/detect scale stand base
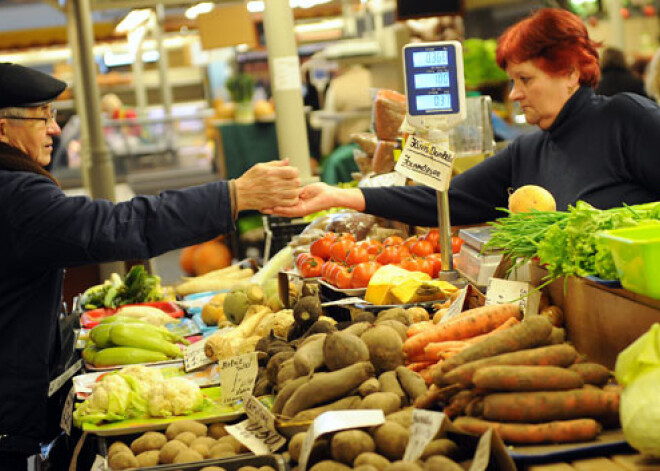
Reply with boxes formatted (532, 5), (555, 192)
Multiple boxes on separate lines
(436, 269), (460, 282)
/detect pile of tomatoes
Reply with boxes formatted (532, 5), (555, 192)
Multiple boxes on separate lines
(295, 230), (464, 290)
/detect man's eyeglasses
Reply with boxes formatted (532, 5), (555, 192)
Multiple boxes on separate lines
(2, 109), (57, 126)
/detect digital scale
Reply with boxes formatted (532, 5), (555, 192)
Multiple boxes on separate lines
(401, 41), (467, 279)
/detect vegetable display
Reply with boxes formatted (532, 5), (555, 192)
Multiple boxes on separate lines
(80, 265), (166, 309)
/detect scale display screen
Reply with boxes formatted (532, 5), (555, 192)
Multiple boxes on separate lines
(404, 43), (461, 116)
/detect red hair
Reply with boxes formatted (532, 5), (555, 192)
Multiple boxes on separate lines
(496, 8), (602, 87)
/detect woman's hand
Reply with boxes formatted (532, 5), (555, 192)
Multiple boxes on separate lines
(234, 159), (301, 211)
(264, 182), (365, 217)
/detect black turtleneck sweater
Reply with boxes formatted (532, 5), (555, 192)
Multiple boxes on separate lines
(362, 86), (660, 226)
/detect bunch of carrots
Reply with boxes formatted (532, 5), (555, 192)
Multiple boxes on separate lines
(403, 302), (620, 445)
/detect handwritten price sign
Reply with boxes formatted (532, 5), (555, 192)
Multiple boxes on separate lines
(219, 352), (258, 406)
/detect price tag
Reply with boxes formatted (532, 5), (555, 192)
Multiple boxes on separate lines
(440, 287), (467, 324)
(219, 352), (259, 406)
(299, 410), (385, 470)
(90, 455), (105, 471)
(183, 339), (213, 373)
(403, 409), (445, 462)
(59, 386), (75, 435)
(48, 359), (82, 397)
(273, 56), (302, 91)
(485, 278), (540, 318)
(395, 135), (455, 191)
(226, 395), (286, 454)
(469, 428), (494, 471)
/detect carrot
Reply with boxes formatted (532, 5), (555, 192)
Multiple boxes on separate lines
(417, 367), (434, 385)
(473, 365), (584, 391)
(406, 361), (436, 372)
(413, 383), (461, 409)
(482, 388), (620, 422)
(464, 317), (520, 344)
(424, 341), (469, 358)
(453, 417), (602, 444)
(402, 304), (522, 358)
(439, 316), (553, 374)
(407, 352), (444, 363)
(443, 389), (475, 418)
(568, 363), (611, 386)
(433, 344), (579, 387)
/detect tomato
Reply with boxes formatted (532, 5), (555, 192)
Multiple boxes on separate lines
(452, 236), (464, 254)
(295, 252), (312, 269)
(310, 234), (335, 260)
(335, 232), (356, 242)
(299, 255), (323, 278)
(346, 245), (370, 266)
(351, 261), (381, 288)
(426, 253), (443, 278)
(383, 235), (404, 246)
(411, 239), (435, 258)
(423, 229), (440, 251)
(363, 239), (383, 255)
(321, 260), (341, 284)
(335, 266), (353, 289)
(404, 236), (419, 251)
(415, 258), (434, 278)
(330, 238), (355, 262)
(399, 257), (421, 273)
(376, 245), (403, 265)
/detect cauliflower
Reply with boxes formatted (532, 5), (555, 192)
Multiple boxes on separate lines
(73, 373), (146, 426)
(147, 377), (205, 418)
(119, 365), (164, 395)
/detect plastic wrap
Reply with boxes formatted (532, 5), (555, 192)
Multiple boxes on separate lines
(353, 148), (373, 175)
(373, 89), (406, 140)
(372, 139), (397, 174)
(351, 132), (379, 156)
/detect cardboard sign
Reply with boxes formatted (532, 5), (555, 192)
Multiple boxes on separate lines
(403, 409), (445, 461)
(183, 339), (213, 373)
(226, 395), (286, 455)
(219, 352), (259, 406)
(485, 278), (540, 317)
(440, 287), (467, 324)
(395, 134), (455, 191)
(299, 410), (385, 470)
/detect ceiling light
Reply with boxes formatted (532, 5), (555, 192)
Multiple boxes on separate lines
(115, 9), (153, 34)
(185, 2), (214, 20)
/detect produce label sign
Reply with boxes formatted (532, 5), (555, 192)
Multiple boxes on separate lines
(404, 409), (445, 461)
(485, 278), (540, 317)
(219, 352), (259, 406)
(395, 134), (455, 191)
(226, 395), (286, 454)
(183, 339), (213, 373)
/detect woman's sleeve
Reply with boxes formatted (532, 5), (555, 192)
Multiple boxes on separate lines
(362, 144), (514, 227)
(625, 97), (660, 197)
(7, 177), (235, 267)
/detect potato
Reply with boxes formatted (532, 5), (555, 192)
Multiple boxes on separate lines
(396, 367), (428, 402)
(159, 440), (187, 464)
(406, 307), (429, 323)
(378, 371), (406, 406)
(108, 451), (138, 470)
(355, 466), (380, 471)
(376, 308), (411, 326)
(136, 450), (160, 467)
(237, 467), (259, 471)
(323, 331), (370, 371)
(384, 461), (423, 471)
(258, 467), (276, 471)
(354, 451), (391, 470)
(290, 396), (362, 422)
(420, 439), (458, 460)
(331, 430), (375, 465)
(191, 436), (216, 449)
(358, 377), (380, 397)
(200, 467), (227, 471)
(166, 420), (208, 439)
(217, 434), (245, 453)
(374, 421), (409, 460)
(361, 326), (404, 373)
(375, 320), (407, 342)
(423, 455), (463, 471)
(309, 460), (352, 471)
(131, 431), (167, 454)
(288, 432), (306, 462)
(385, 407), (413, 430)
(173, 448), (204, 464)
(208, 422), (229, 439)
(174, 431), (197, 446)
(361, 392), (401, 414)
(108, 441), (132, 459)
(191, 442), (211, 458)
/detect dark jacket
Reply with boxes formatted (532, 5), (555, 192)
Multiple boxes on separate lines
(596, 65), (647, 98)
(0, 150), (235, 453)
(362, 86), (660, 226)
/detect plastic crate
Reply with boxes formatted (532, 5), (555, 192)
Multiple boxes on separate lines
(262, 216), (309, 262)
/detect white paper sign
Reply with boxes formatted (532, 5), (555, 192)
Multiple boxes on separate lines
(469, 428), (494, 471)
(299, 410), (385, 470)
(91, 455), (105, 471)
(403, 409), (445, 462)
(48, 359), (82, 397)
(440, 287), (467, 324)
(395, 135), (455, 191)
(273, 56), (303, 91)
(358, 171), (408, 188)
(226, 395), (286, 455)
(485, 278), (540, 317)
(59, 386), (75, 435)
(183, 339), (213, 373)
(219, 352), (259, 406)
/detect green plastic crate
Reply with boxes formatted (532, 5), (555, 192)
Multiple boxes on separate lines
(598, 224), (660, 299)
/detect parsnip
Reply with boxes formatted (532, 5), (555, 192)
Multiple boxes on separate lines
(175, 276), (250, 296)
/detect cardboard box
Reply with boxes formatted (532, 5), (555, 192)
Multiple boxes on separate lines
(531, 264), (660, 369)
(197, 4), (258, 51)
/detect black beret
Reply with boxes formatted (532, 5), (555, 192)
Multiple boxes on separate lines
(0, 62), (67, 109)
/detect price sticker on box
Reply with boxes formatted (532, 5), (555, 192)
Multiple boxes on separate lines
(485, 278), (540, 317)
(226, 395), (286, 455)
(403, 409), (445, 462)
(183, 339), (213, 373)
(219, 352), (259, 406)
(395, 135), (455, 192)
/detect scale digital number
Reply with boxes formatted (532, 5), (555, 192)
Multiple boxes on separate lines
(403, 41), (466, 129)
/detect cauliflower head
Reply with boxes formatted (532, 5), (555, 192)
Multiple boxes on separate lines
(73, 373), (146, 426)
(147, 377), (205, 418)
(119, 365), (164, 395)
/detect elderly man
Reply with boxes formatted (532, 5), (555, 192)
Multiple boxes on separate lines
(0, 63), (300, 468)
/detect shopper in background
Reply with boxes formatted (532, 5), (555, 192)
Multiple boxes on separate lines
(0, 62), (301, 470)
(595, 47), (647, 98)
(645, 47), (660, 104)
(269, 8), (660, 227)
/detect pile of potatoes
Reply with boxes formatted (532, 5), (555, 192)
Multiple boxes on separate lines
(106, 419), (274, 470)
(286, 407), (464, 471)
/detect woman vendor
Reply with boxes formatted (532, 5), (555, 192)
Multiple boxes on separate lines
(269, 8), (660, 226)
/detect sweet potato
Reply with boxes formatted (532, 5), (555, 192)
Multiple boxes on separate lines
(362, 326), (404, 373)
(420, 439), (459, 460)
(359, 377), (381, 396)
(294, 334), (327, 375)
(483, 388), (620, 422)
(439, 316), (553, 374)
(385, 407), (414, 430)
(266, 351), (295, 385)
(290, 396), (362, 422)
(332, 430), (376, 465)
(282, 362), (375, 418)
(473, 365), (584, 391)
(396, 366), (428, 401)
(343, 322), (372, 337)
(272, 376), (307, 414)
(360, 392), (401, 415)
(379, 371), (407, 406)
(569, 363), (611, 386)
(324, 331), (370, 370)
(434, 344), (579, 387)
(454, 417), (602, 444)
